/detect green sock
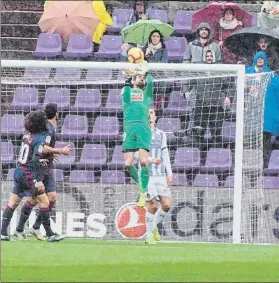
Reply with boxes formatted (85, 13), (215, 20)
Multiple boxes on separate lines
(127, 166), (140, 184)
(140, 166), (149, 193)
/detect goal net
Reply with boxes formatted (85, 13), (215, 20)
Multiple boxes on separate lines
(1, 60), (277, 244)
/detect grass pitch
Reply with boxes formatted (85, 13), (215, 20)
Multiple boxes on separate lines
(1, 239), (279, 282)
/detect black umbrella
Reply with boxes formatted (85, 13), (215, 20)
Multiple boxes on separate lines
(225, 26), (279, 57)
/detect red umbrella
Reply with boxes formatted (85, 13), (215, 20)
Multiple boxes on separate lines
(192, 2), (253, 40)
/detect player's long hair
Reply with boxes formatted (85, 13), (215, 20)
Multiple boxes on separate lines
(24, 110), (48, 134)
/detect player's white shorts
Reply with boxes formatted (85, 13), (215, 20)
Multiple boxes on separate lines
(146, 176), (171, 201)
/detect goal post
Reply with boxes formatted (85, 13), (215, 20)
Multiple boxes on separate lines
(1, 59), (275, 244)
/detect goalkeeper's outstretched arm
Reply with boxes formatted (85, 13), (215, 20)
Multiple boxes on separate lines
(145, 72), (154, 101)
(122, 77), (132, 103)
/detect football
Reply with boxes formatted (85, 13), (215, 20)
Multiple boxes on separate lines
(127, 47), (145, 64)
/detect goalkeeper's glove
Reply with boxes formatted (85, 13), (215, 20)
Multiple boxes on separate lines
(124, 76), (132, 87)
(134, 60), (149, 76)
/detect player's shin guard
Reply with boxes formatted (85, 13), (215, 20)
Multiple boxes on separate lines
(127, 166), (140, 184)
(1, 205), (15, 236)
(145, 212), (155, 238)
(140, 166), (149, 193)
(16, 201), (34, 233)
(154, 207), (167, 227)
(39, 208), (54, 237)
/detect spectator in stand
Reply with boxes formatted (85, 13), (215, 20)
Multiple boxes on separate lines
(141, 30), (168, 63)
(245, 36), (279, 71)
(246, 51), (279, 168)
(178, 49), (232, 151)
(218, 8), (244, 64)
(91, 1), (113, 52)
(121, 30), (168, 63)
(258, 1), (279, 35)
(126, 0), (149, 26)
(183, 22), (222, 64)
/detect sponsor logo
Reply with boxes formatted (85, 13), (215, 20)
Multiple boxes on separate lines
(131, 93), (143, 101)
(115, 202), (147, 239)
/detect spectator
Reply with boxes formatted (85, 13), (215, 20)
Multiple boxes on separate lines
(91, 1), (113, 52)
(246, 51), (279, 167)
(258, 1), (279, 35)
(141, 30), (168, 63)
(218, 8), (244, 64)
(183, 22), (222, 64)
(245, 36), (279, 71)
(126, 0), (149, 26)
(179, 50), (232, 150)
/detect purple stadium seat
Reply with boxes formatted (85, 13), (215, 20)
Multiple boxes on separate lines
(201, 148), (232, 173)
(53, 141), (76, 169)
(9, 87), (38, 111)
(172, 147), (201, 171)
(94, 35), (122, 59)
(156, 117), (181, 142)
(44, 87), (70, 110)
(101, 170), (126, 184)
(221, 121), (236, 142)
(264, 150), (279, 175)
(224, 175), (251, 189)
(263, 176), (279, 189)
(102, 89), (122, 113)
(7, 168), (15, 181)
(107, 9), (133, 32)
(172, 173), (188, 186)
(193, 174), (219, 187)
(69, 170), (96, 183)
(53, 169), (64, 182)
(107, 145), (124, 169)
(54, 68), (81, 81)
(71, 89), (101, 112)
(165, 37), (187, 61)
(164, 91), (191, 115)
(148, 9), (168, 23)
(57, 114), (88, 140)
(23, 68), (51, 80)
(62, 34), (93, 58)
(76, 144), (107, 169)
(174, 10), (194, 35)
(1, 142), (15, 165)
(33, 33), (62, 57)
(1, 114), (24, 136)
(88, 116), (120, 140)
(86, 69), (113, 81)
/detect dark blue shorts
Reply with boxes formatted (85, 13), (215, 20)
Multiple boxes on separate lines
(12, 168), (34, 198)
(43, 169), (56, 193)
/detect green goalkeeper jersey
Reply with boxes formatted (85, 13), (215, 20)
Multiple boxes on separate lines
(122, 73), (154, 127)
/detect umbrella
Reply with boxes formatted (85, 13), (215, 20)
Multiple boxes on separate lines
(39, 1), (99, 42)
(120, 19), (174, 46)
(225, 27), (279, 57)
(192, 2), (253, 39)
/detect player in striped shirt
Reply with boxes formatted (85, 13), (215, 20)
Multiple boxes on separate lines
(137, 107), (173, 244)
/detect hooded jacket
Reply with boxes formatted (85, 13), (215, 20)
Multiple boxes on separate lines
(183, 22), (222, 63)
(246, 51), (279, 135)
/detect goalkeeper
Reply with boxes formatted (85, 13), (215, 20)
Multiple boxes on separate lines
(121, 61), (154, 207)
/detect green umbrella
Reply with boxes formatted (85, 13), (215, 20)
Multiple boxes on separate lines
(121, 19), (174, 46)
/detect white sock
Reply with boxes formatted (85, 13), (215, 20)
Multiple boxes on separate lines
(145, 212), (155, 238)
(154, 207), (167, 227)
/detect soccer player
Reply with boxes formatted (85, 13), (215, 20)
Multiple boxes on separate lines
(144, 107), (173, 244)
(14, 103), (70, 241)
(1, 111), (62, 241)
(122, 62), (154, 207)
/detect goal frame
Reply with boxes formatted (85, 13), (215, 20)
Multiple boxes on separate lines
(1, 59), (245, 244)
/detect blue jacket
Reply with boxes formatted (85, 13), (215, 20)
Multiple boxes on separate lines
(246, 51), (279, 135)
